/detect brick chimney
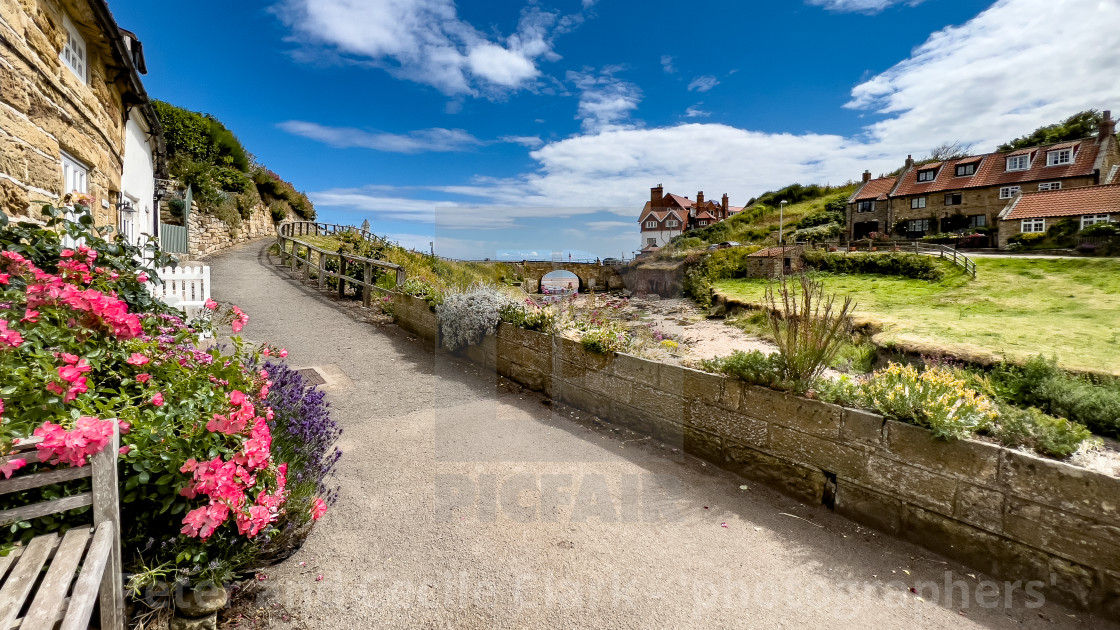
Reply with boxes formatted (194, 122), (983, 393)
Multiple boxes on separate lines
(862, 170), (872, 183)
(696, 191), (705, 204)
(904, 155), (915, 169)
(651, 184), (663, 207)
(1099, 110), (1115, 142)
(722, 193), (729, 209)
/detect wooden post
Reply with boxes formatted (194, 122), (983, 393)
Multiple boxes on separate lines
(337, 255), (346, 299)
(302, 245), (311, 282)
(290, 242), (297, 272)
(318, 252), (326, 290)
(362, 262), (372, 307)
(92, 422), (123, 630)
(396, 266), (407, 287)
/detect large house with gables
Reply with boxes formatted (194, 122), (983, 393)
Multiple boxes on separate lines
(847, 111), (1120, 244)
(638, 184), (741, 253)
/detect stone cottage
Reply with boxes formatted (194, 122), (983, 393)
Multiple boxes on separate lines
(746, 246), (804, 278)
(0, 0), (164, 240)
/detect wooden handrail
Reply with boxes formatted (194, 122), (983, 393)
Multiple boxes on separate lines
(275, 232), (407, 307)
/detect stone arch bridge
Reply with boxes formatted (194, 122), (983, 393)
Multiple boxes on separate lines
(512, 261), (624, 293)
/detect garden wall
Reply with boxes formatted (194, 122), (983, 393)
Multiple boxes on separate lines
(188, 201), (278, 258)
(387, 291), (1120, 615)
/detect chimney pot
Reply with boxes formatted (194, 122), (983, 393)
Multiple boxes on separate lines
(862, 170), (872, 183)
(1099, 110), (1116, 142)
(905, 154), (915, 168)
(696, 190), (704, 203)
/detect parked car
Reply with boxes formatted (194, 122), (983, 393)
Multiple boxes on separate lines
(717, 241), (741, 249)
(602, 257), (622, 265)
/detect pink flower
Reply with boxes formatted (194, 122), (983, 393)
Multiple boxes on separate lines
(0, 458), (26, 479)
(151, 392), (164, 407)
(205, 298), (218, 310)
(118, 445), (131, 456)
(117, 420), (131, 435)
(137, 272), (149, 283)
(0, 320), (23, 348)
(20, 309), (38, 323)
(33, 417), (114, 467)
(136, 373), (150, 383)
(206, 413), (247, 435)
(310, 497), (327, 521)
(261, 348), (270, 357)
(0, 273), (8, 284)
(126, 353), (150, 366)
(278, 348), (288, 358)
(231, 319), (244, 334)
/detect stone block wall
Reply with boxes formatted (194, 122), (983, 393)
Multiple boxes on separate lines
(0, 0), (128, 228)
(383, 290), (1120, 615)
(188, 202), (278, 259)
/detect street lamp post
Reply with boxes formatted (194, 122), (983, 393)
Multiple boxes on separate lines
(779, 200), (788, 245)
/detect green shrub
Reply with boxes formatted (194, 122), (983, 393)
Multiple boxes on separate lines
(765, 274), (855, 393)
(580, 321), (630, 354)
(991, 356), (1120, 439)
(1080, 222), (1119, 237)
(167, 198), (186, 221)
(700, 350), (785, 389)
(436, 285), (512, 351)
(269, 200), (290, 222)
(987, 405), (1095, 459)
(500, 301), (557, 333)
(154, 101), (249, 172)
(801, 250), (944, 280)
(682, 265), (713, 308)
(1008, 232), (1047, 246)
(792, 222), (842, 243)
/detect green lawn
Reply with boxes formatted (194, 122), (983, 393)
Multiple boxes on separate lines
(714, 257), (1120, 375)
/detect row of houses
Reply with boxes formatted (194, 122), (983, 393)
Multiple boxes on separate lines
(1, 0), (166, 247)
(846, 112), (1119, 247)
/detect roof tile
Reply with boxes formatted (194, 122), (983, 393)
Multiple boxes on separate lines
(1003, 184), (1120, 220)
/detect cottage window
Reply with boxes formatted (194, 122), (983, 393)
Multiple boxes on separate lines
(955, 163), (976, 176)
(1038, 182), (1062, 191)
(1021, 218), (1045, 233)
(968, 215), (987, 228)
(857, 200), (873, 213)
(62, 152), (88, 194)
(647, 238), (656, 246)
(644, 220), (657, 229)
(665, 220), (679, 228)
(910, 197), (927, 209)
(60, 16), (87, 83)
(917, 169), (936, 182)
(1006, 155), (1029, 171)
(1046, 149), (1072, 166)
(944, 193), (962, 206)
(999, 186), (1021, 199)
(1081, 214), (1111, 229)
(697, 220), (707, 226)
(907, 219), (931, 234)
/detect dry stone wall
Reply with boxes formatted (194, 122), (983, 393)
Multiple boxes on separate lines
(386, 290), (1120, 616)
(187, 202), (278, 259)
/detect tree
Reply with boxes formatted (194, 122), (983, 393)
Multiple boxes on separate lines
(998, 110), (1104, 152)
(925, 141), (973, 161)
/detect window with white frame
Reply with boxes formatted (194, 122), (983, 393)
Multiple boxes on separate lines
(917, 169), (936, 182)
(62, 152), (88, 194)
(1081, 214), (1111, 229)
(697, 220), (708, 226)
(1021, 218), (1045, 233)
(1038, 182), (1061, 191)
(644, 220), (657, 229)
(907, 219), (931, 233)
(857, 200), (873, 212)
(1006, 155), (1029, 171)
(999, 186), (1021, 199)
(956, 163), (977, 176)
(60, 16), (87, 83)
(1046, 149), (1072, 166)
(665, 220), (679, 228)
(910, 197), (927, 209)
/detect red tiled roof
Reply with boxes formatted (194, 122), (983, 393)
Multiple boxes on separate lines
(1002, 184), (1120, 220)
(749, 246), (800, 257)
(638, 207), (685, 223)
(666, 194), (693, 208)
(892, 137), (1102, 197)
(694, 211), (718, 221)
(727, 206), (744, 214)
(852, 176), (898, 201)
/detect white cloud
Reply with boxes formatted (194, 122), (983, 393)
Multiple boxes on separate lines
(660, 55), (676, 74)
(499, 135), (545, 148)
(806, 0), (927, 14)
(687, 75), (719, 92)
(272, 1), (583, 95)
(567, 66), (643, 132)
(684, 106), (710, 118)
(279, 122), (482, 153)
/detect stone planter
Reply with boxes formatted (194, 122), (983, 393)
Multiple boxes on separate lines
(171, 583), (228, 630)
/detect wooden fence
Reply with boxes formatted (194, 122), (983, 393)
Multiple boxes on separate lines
(815, 240), (977, 277)
(275, 229), (406, 307)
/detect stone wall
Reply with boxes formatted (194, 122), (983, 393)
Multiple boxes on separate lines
(384, 290), (1120, 615)
(516, 261), (624, 293)
(0, 0), (128, 228)
(188, 202), (278, 259)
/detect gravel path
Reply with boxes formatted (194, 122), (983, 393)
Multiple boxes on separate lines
(206, 240), (1115, 630)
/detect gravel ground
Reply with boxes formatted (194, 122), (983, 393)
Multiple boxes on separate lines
(205, 240), (1117, 630)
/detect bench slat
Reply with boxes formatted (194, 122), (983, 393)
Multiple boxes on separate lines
(59, 522), (113, 630)
(0, 493), (92, 528)
(0, 534), (58, 629)
(0, 547), (24, 586)
(0, 466), (91, 497)
(5, 438), (43, 455)
(21, 527), (92, 629)
(13, 597), (67, 630)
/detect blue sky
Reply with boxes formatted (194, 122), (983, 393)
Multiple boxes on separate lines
(110, 0), (1120, 259)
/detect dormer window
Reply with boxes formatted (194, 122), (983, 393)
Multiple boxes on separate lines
(917, 169), (936, 182)
(665, 220), (679, 228)
(955, 163), (976, 176)
(644, 220), (657, 229)
(1046, 148), (1073, 166)
(1006, 155), (1030, 171)
(60, 15), (87, 83)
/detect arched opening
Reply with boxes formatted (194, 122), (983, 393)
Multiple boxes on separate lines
(540, 270), (580, 294)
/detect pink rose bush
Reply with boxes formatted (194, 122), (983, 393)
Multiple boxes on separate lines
(0, 204), (336, 589)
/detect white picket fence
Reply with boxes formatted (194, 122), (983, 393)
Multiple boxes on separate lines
(149, 265), (211, 321)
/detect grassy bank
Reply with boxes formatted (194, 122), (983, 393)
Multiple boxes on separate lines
(714, 257), (1120, 375)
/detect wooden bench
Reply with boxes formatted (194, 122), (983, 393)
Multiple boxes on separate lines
(0, 422), (123, 629)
